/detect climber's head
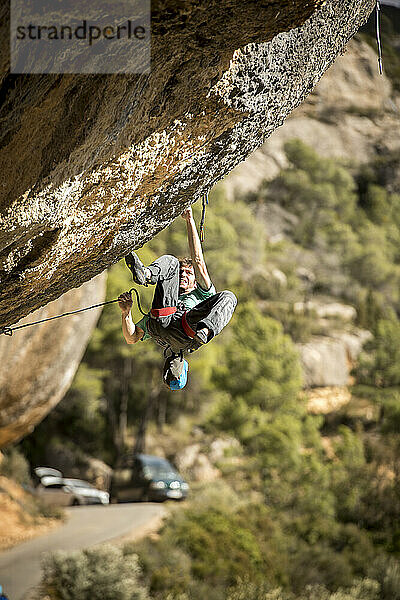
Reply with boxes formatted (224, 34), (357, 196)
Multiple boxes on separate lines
(179, 257), (196, 294)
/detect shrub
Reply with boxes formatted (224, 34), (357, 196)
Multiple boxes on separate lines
(356, 319), (400, 387)
(133, 537), (192, 597)
(40, 545), (150, 600)
(368, 556), (400, 600)
(226, 578), (380, 600)
(227, 579), (290, 600)
(299, 579), (379, 600)
(212, 302), (302, 412)
(166, 507), (264, 586)
(0, 447), (31, 485)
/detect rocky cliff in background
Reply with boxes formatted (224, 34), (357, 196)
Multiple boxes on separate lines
(0, 273), (106, 447)
(224, 35), (400, 388)
(224, 37), (400, 196)
(0, 0), (374, 329)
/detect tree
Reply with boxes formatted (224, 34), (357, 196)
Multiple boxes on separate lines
(212, 301), (302, 412)
(356, 318), (400, 388)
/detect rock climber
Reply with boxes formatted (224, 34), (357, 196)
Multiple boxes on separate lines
(118, 206), (237, 390)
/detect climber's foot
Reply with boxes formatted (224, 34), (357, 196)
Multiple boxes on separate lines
(125, 253), (149, 286)
(194, 326), (210, 345)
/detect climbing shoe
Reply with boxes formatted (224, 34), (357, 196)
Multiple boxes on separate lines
(125, 252), (148, 286)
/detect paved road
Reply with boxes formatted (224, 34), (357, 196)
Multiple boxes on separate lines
(0, 503), (165, 600)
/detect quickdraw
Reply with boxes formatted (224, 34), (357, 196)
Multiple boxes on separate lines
(199, 193), (209, 243)
(376, 0), (383, 75)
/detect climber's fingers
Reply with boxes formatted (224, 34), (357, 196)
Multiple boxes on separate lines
(181, 207), (193, 220)
(118, 291), (133, 312)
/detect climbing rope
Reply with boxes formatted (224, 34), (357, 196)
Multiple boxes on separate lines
(0, 287), (147, 337)
(199, 193), (209, 243)
(376, 0), (383, 75)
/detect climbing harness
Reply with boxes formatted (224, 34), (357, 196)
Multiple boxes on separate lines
(181, 311), (196, 339)
(149, 306), (197, 340)
(0, 287), (147, 337)
(199, 193), (209, 243)
(150, 306), (177, 318)
(376, 0), (383, 75)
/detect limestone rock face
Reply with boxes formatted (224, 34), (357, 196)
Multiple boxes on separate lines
(224, 35), (399, 198)
(0, 0), (374, 329)
(298, 330), (371, 388)
(307, 387), (352, 415)
(293, 301), (357, 322)
(298, 337), (349, 388)
(0, 273), (106, 448)
(175, 443), (220, 482)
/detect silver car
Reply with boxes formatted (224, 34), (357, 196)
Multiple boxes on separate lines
(36, 476), (109, 506)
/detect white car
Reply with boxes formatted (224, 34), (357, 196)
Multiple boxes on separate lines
(36, 476), (109, 506)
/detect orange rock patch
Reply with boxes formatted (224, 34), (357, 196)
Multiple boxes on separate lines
(0, 476), (62, 551)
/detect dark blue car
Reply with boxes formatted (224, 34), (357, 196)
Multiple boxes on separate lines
(111, 454), (189, 502)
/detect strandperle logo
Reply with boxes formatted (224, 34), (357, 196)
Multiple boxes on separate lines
(15, 20), (147, 47)
(10, 0), (150, 74)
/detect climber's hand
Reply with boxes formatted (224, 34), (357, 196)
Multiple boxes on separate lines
(118, 291), (133, 316)
(181, 207), (193, 221)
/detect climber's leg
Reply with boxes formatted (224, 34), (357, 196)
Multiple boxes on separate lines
(186, 291), (237, 343)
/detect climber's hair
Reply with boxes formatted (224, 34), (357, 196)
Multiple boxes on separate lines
(179, 257), (194, 270)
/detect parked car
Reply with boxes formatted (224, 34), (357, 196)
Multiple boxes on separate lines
(63, 478), (110, 505)
(32, 466), (62, 486)
(33, 466), (62, 479)
(111, 454), (189, 503)
(35, 475), (109, 506)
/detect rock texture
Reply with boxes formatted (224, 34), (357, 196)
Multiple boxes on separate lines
(0, 273), (106, 448)
(298, 329), (371, 388)
(174, 443), (220, 482)
(0, 0), (374, 328)
(224, 36), (399, 198)
(293, 301), (357, 322)
(298, 336), (350, 388)
(306, 387), (352, 415)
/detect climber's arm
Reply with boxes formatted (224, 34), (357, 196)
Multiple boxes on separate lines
(118, 292), (144, 344)
(182, 207), (212, 290)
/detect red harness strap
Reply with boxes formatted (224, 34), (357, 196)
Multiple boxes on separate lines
(181, 311), (196, 339)
(150, 307), (177, 318)
(150, 307), (196, 340)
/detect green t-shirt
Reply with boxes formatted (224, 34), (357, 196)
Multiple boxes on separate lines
(136, 283), (216, 341)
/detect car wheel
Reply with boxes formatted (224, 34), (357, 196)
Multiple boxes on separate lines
(71, 498), (80, 506)
(141, 491), (149, 502)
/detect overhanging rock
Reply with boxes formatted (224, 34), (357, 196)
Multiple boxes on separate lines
(0, 0), (375, 327)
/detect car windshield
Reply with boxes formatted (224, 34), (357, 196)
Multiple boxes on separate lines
(143, 463), (179, 480)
